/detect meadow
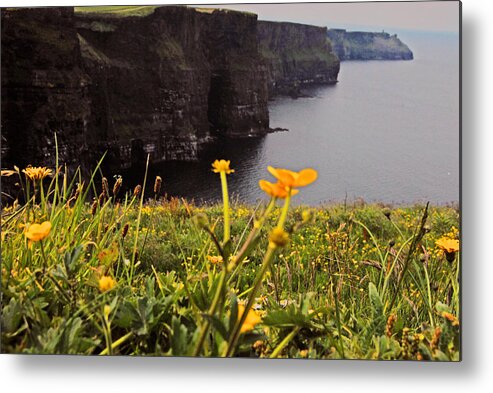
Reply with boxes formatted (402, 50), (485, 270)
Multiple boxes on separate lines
(0, 156), (460, 359)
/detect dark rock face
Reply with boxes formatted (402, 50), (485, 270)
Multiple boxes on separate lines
(1, 8), (91, 170)
(327, 29), (413, 61)
(258, 21), (340, 97)
(1, 6), (341, 173)
(1, 6), (270, 171)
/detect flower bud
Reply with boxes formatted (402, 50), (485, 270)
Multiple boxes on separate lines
(269, 227), (290, 248)
(133, 184), (142, 197)
(98, 192), (106, 206)
(302, 209), (313, 223)
(102, 177), (110, 199)
(91, 199), (98, 216)
(154, 176), (162, 195)
(113, 177), (123, 197)
(122, 223), (129, 239)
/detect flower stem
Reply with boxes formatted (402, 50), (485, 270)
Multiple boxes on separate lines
(39, 240), (49, 274)
(277, 191), (291, 229)
(192, 169), (233, 356)
(224, 244), (276, 357)
(224, 195), (291, 357)
(269, 326), (300, 358)
(227, 198), (276, 282)
(129, 154), (149, 283)
(220, 171), (230, 244)
(192, 267), (228, 357)
(99, 332), (132, 355)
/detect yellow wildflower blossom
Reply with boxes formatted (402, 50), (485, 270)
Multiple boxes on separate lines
(25, 221), (52, 242)
(207, 255), (223, 265)
(238, 304), (262, 333)
(267, 166), (318, 188)
(22, 166), (53, 181)
(258, 180), (299, 199)
(269, 227), (290, 248)
(436, 237), (459, 253)
(99, 276), (116, 292)
(211, 159), (234, 174)
(442, 312), (460, 327)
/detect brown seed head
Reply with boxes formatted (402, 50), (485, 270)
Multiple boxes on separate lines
(122, 223), (129, 239)
(91, 199), (98, 216)
(102, 177), (110, 198)
(154, 176), (162, 195)
(113, 177), (123, 197)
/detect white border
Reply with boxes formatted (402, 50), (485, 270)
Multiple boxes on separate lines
(2, 1), (492, 392)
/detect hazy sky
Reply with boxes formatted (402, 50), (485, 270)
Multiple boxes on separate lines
(204, 1), (460, 33)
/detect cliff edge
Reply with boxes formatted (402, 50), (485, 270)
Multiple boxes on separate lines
(258, 21), (340, 97)
(327, 29), (413, 61)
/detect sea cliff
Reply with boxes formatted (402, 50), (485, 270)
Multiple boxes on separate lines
(327, 29), (413, 61)
(1, 6), (340, 172)
(258, 21), (340, 97)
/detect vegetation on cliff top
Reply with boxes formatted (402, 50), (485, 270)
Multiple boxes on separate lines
(1, 153), (460, 359)
(327, 29), (413, 61)
(74, 6), (159, 18)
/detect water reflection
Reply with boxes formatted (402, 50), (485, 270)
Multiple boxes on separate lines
(122, 137), (268, 204)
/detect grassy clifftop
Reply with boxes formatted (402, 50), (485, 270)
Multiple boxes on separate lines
(74, 6), (159, 17)
(1, 162), (460, 359)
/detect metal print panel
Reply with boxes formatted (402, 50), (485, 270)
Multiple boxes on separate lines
(0, 1), (461, 360)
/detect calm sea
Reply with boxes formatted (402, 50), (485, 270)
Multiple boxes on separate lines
(134, 31), (460, 206)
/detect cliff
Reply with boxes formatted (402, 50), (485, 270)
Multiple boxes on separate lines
(258, 21), (340, 97)
(1, 6), (270, 172)
(327, 29), (413, 61)
(1, 8), (92, 170)
(1, 6), (341, 174)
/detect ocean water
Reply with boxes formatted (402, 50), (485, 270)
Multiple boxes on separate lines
(139, 31), (460, 205)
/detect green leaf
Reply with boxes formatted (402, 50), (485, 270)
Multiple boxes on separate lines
(263, 307), (312, 328)
(229, 295), (238, 336)
(434, 349), (450, 361)
(1, 297), (22, 333)
(418, 343), (433, 360)
(435, 301), (451, 314)
(368, 283), (383, 315)
(222, 240), (232, 261)
(171, 316), (188, 356)
(64, 245), (84, 274)
(201, 314), (228, 341)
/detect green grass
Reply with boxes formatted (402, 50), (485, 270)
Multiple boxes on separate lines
(74, 6), (159, 18)
(1, 160), (460, 359)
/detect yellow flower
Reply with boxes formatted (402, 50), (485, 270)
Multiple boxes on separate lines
(269, 227), (290, 248)
(267, 166), (317, 188)
(436, 237), (459, 262)
(442, 312), (459, 327)
(238, 304), (262, 333)
(22, 166), (53, 181)
(258, 180), (299, 199)
(211, 159), (234, 174)
(99, 276), (116, 292)
(25, 221), (52, 242)
(436, 237), (460, 253)
(207, 255), (223, 265)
